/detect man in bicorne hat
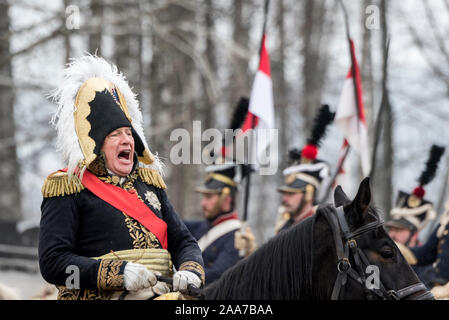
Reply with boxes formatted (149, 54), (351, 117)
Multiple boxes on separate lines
(39, 55), (204, 300)
(184, 163), (245, 285)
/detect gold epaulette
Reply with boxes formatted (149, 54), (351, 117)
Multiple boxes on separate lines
(137, 168), (167, 189)
(41, 171), (85, 198)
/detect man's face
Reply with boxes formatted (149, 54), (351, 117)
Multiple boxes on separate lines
(101, 126), (135, 176)
(201, 193), (220, 220)
(388, 227), (413, 245)
(200, 192), (233, 220)
(281, 191), (304, 214)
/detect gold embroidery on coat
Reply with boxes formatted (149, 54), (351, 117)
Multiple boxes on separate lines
(123, 214), (161, 249)
(179, 261), (205, 285)
(97, 259), (125, 291)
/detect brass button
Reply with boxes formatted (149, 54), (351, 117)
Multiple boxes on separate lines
(111, 176), (120, 184)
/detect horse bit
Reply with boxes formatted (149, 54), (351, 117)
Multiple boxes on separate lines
(324, 206), (434, 300)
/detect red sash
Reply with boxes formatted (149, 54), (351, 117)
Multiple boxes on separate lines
(61, 168), (168, 249)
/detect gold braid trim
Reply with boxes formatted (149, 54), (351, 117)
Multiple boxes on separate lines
(97, 259), (125, 292)
(41, 171), (85, 198)
(95, 248), (173, 277)
(137, 168), (167, 189)
(179, 261), (205, 285)
(56, 286), (112, 300)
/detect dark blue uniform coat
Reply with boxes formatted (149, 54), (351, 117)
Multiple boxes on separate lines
(184, 215), (242, 285)
(411, 222), (449, 288)
(39, 168), (204, 299)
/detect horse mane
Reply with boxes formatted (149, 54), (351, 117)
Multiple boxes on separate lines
(203, 215), (316, 300)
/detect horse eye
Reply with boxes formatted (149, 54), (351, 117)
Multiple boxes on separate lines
(380, 247), (395, 259)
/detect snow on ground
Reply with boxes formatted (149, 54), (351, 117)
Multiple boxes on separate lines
(0, 270), (47, 300)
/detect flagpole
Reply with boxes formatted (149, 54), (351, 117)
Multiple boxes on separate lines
(319, 142), (350, 203)
(242, 0), (270, 223)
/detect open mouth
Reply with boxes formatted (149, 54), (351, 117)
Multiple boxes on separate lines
(118, 150), (131, 161)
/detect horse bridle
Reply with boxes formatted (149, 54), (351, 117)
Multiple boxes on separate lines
(323, 206), (434, 300)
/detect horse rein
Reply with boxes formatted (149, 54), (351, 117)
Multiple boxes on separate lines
(323, 206), (434, 300)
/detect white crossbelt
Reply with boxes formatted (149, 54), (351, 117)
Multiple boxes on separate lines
(197, 219), (242, 252)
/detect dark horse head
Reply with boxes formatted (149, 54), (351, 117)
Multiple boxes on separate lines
(202, 178), (434, 300)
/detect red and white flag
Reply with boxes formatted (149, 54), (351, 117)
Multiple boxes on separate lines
(335, 39), (371, 177)
(239, 34), (275, 166)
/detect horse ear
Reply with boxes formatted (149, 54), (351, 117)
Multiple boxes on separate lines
(334, 185), (349, 207)
(352, 177), (372, 221)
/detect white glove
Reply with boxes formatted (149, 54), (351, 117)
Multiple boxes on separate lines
(172, 270), (202, 293)
(123, 262), (157, 291)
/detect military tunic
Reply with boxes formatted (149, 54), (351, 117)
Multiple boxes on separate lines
(411, 222), (449, 288)
(276, 206), (317, 234)
(39, 166), (204, 300)
(184, 212), (242, 285)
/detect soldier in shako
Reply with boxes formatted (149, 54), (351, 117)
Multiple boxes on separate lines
(184, 162), (245, 285)
(386, 146), (444, 248)
(39, 55), (204, 300)
(274, 104), (334, 233)
(387, 192), (436, 248)
(234, 104), (334, 256)
(394, 146), (449, 290)
(387, 145), (444, 249)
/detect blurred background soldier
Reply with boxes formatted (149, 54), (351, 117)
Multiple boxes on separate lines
(184, 162), (244, 285)
(38, 55), (204, 300)
(387, 145), (444, 248)
(393, 146), (447, 291)
(235, 104), (334, 254)
(410, 199), (449, 293)
(387, 191), (436, 248)
(274, 153), (330, 233)
(271, 104), (334, 234)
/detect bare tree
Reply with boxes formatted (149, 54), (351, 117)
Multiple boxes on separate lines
(148, 1), (200, 219)
(0, 1), (22, 225)
(360, 0), (374, 134)
(88, 0), (104, 55)
(298, 0), (334, 137)
(228, 0), (251, 107)
(111, 1), (141, 92)
(200, 0), (217, 131)
(371, 0), (393, 219)
(403, 1), (449, 95)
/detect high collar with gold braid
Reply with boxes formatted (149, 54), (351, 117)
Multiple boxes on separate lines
(42, 166), (166, 198)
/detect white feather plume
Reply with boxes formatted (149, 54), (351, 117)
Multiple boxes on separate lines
(49, 54), (163, 176)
